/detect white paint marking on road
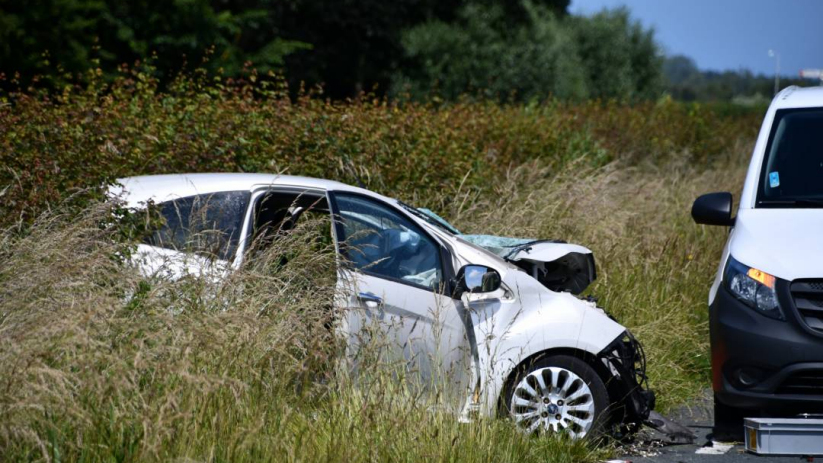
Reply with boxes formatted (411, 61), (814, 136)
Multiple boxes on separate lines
(695, 441), (734, 455)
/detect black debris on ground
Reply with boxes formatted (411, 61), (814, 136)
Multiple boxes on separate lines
(619, 389), (806, 462)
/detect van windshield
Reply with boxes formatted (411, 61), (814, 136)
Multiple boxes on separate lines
(757, 107), (823, 208)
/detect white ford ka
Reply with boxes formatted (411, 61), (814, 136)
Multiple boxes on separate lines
(111, 173), (658, 439)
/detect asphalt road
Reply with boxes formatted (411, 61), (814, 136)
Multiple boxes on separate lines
(617, 390), (816, 463)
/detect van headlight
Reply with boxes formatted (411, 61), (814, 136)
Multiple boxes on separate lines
(724, 257), (784, 320)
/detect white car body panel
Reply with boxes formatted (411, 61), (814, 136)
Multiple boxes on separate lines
(465, 269), (625, 415)
(508, 242), (592, 264)
(110, 173), (351, 208)
(110, 173), (628, 418)
(342, 271), (473, 401)
(131, 243), (228, 281)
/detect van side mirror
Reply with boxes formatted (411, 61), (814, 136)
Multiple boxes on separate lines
(692, 192), (735, 226)
(454, 264), (501, 295)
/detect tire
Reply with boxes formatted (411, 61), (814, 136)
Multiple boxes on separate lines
(712, 395), (748, 442)
(504, 354), (610, 439)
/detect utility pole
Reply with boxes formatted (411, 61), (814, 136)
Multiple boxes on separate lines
(768, 50), (781, 95)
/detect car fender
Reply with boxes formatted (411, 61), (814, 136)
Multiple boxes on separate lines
(467, 268), (627, 416)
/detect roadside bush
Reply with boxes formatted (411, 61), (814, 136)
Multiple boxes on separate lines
(0, 69), (760, 227)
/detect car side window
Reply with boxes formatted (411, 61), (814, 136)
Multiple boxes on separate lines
(145, 191), (250, 261)
(333, 194), (443, 290)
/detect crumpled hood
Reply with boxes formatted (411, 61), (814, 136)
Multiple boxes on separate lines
(412, 208), (597, 294)
(730, 208), (823, 281)
(459, 234), (596, 294)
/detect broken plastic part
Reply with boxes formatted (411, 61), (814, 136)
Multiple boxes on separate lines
(411, 208), (598, 294)
(460, 235), (597, 294)
(644, 411), (697, 444)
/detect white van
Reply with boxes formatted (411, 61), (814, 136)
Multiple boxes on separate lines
(692, 86), (823, 439)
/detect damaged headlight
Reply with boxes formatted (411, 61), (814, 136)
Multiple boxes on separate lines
(724, 256), (784, 320)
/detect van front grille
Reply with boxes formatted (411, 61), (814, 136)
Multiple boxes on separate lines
(790, 280), (823, 332)
(776, 370), (823, 395)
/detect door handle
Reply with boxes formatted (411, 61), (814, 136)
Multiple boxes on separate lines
(358, 292), (384, 320)
(357, 292), (383, 307)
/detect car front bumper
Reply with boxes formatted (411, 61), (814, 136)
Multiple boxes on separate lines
(598, 330), (655, 424)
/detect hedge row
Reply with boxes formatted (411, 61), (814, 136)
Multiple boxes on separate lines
(0, 70), (762, 225)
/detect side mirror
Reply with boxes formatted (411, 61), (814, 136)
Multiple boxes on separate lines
(692, 192), (734, 226)
(455, 264), (502, 295)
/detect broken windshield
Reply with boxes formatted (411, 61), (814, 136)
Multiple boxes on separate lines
(399, 203), (541, 259)
(398, 202), (462, 235)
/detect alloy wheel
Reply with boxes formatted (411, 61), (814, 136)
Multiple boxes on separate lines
(510, 366), (596, 438)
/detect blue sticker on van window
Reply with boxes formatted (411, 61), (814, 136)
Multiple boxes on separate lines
(769, 171), (780, 188)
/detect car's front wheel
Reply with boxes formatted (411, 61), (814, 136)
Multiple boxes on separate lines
(505, 355), (610, 439)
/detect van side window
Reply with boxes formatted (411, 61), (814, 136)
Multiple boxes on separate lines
(145, 191), (250, 261)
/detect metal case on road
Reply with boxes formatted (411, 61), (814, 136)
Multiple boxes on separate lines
(744, 417), (823, 455)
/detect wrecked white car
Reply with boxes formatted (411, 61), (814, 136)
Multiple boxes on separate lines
(111, 173), (658, 439)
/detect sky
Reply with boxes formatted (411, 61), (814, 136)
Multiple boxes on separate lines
(571, 0), (823, 77)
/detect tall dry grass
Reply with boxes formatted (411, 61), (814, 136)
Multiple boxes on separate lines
(0, 64), (766, 461)
(0, 202), (606, 462)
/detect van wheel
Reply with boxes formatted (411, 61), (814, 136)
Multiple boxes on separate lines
(505, 355), (610, 439)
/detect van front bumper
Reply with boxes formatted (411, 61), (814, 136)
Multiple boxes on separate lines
(711, 281), (823, 413)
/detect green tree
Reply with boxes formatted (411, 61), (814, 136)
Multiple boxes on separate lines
(569, 7), (663, 100)
(270, 0), (457, 98)
(0, 0), (109, 81)
(0, 0), (308, 85)
(393, 2), (663, 102)
(661, 54), (812, 102)
(0, 0), (572, 97)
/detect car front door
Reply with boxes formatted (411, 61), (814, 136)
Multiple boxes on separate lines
(330, 192), (471, 396)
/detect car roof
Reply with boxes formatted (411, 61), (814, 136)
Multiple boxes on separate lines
(110, 173), (389, 207)
(772, 85), (823, 110)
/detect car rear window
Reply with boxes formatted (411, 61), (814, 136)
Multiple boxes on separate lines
(145, 191), (250, 260)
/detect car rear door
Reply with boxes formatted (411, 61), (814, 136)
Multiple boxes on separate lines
(135, 190), (251, 279)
